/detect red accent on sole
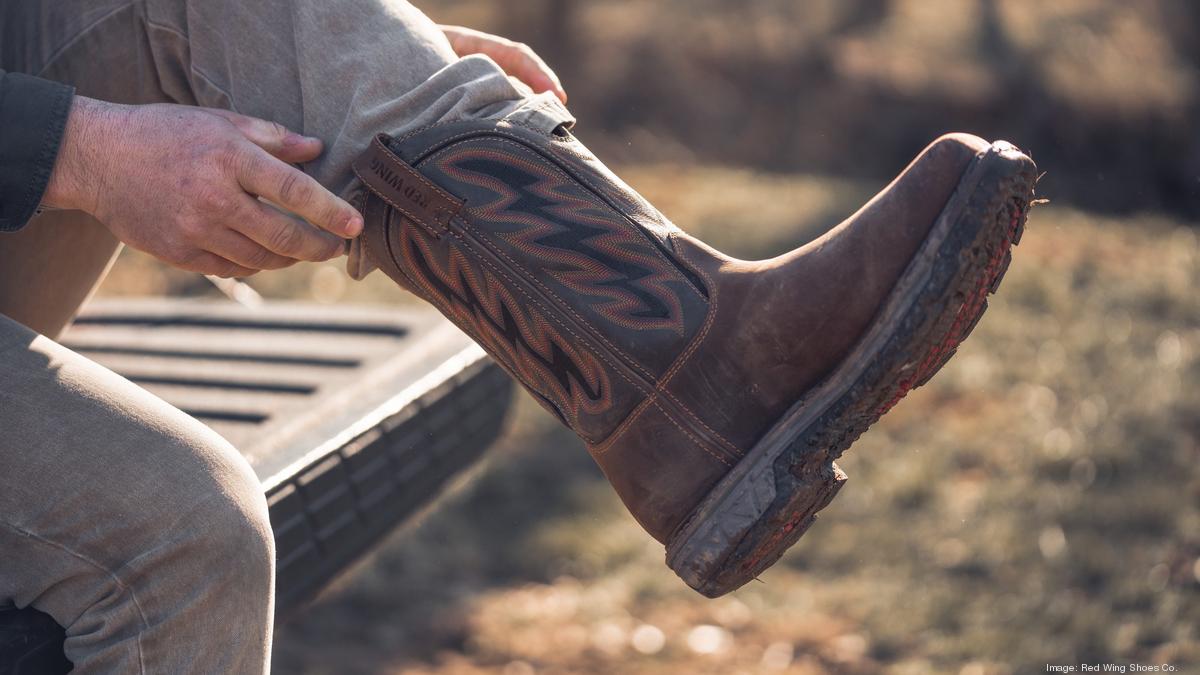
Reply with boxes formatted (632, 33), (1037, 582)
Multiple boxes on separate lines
(875, 201), (1023, 417)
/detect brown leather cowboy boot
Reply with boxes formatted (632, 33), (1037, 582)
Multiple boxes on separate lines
(348, 120), (1036, 597)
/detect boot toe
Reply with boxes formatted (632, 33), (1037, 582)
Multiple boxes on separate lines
(903, 132), (991, 205)
(929, 131), (991, 157)
(862, 131), (997, 256)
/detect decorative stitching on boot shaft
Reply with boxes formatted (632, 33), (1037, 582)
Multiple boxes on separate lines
(356, 125), (744, 458)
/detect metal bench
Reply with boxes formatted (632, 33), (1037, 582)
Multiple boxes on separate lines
(0, 298), (514, 674)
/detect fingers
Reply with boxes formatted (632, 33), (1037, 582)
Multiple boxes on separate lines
(208, 109), (324, 164)
(203, 226), (299, 271)
(440, 25), (477, 56)
(503, 43), (567, 104)
(441, 26), (567, 104)
(175, 250), (258, 279)
(233, 149), (363, 239)
(232, 197), (346, 263)
(171, 198), (340, 277)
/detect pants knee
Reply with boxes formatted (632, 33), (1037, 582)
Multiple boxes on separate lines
(168, 434), (276, 599)
(200, 459), (275, 588)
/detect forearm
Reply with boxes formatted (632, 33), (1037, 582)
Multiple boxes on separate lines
(0, 71), (75, 231)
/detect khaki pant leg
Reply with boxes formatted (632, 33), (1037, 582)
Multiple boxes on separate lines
(0, 315), (275, 674)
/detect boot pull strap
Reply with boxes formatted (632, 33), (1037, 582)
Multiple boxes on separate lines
(350, 133), (464, 232)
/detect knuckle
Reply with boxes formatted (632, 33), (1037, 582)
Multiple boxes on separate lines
(214, 140), (247, 173)
(266, 221), (302, 255)
(276, 171), (312, 206)
(197, 186), (232, 213)
(245, 247), (278, 270)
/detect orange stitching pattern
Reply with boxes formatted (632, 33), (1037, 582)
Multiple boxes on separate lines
(378, 204), (584, 440)
(441, 216), (639, 444)
(435, 144), (688, 336)
(372, 127), (743, 459)
(423, 138), (746, 457)
(406, 129), (706, 303)
(430, 136), (741, 458)
(425, 139), (665, 380)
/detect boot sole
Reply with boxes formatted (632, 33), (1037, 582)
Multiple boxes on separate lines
(665, 141), (1038, 597)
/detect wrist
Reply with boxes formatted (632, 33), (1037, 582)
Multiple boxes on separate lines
(43, 95), (123, 214)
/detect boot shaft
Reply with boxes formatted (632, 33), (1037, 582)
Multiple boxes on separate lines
(353, 122), (713, 445)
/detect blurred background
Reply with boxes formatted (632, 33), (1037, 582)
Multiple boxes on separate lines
(98, 0), (1199, 672)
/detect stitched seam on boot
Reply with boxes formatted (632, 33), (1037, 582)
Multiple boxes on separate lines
(362, 193), (425, 291)
(651, 400), (734, 467)
(412, 132), (707, 306)
(378, 212), (582, 439)
(424, 137), (742, 457)
(377, 216), (426, 292)
(599, 232), (744, 460)
(588, 390), (658, 455)
(586, 231), (740, 462)
(352, 159), (445, 240)
(392, 127), (736, 455)
(593, 393), (735, 468)
(440, 216), (637, 444)
(653, 233), (748, 458)
(426, 142), (666, 381)
(366, 182), (614, 443)
(587, 391), (732, 468)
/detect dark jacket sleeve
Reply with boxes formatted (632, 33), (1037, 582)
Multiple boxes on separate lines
(0, 70), (75, 232)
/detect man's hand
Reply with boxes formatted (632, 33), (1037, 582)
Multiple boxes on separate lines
(441, 26), (568, 104)
(43, 97), (362, 278)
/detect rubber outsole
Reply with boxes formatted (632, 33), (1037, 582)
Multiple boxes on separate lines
(666, 141), (1038, 597)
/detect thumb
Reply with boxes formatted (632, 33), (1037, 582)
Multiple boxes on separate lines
(207, 109), (324, 164)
